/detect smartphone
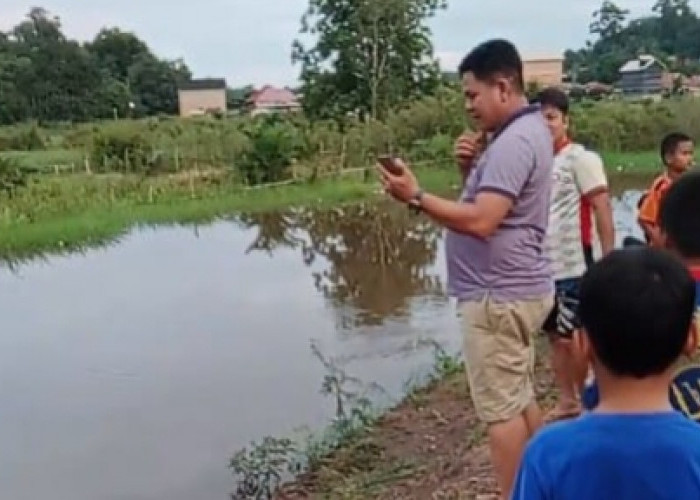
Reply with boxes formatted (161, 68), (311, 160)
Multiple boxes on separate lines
(378, 155), (403, 175)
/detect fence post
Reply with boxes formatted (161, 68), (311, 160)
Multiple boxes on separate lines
(340, 136), (347, 172)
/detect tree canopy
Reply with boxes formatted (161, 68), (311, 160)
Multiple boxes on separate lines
(292, 0), (447, 121)
(0, 7), (191, 124)
(566, 0), (700, 84)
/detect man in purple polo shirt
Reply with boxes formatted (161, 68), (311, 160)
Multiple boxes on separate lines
(379, 39), (554, 499)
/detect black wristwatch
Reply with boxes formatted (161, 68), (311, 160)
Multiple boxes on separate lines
(408, 189), (424, 214)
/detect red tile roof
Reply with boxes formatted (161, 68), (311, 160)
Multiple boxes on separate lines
(248, 85), (299, 106)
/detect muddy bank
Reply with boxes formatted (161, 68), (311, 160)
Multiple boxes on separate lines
(277, 343), (556, 499)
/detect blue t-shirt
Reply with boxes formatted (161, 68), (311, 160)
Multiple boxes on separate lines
(582, 278), (700, 413)
(512, 412), (700, 500)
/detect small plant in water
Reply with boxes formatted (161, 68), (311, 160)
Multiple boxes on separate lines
(229, 341), (386, 498)
(229, 436), (297, 500)
(419, 338), (464, 380)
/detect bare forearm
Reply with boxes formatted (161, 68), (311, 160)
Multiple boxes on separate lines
(420, 192), (486, 238)
(640, 221), (662, 247)
(594, 208), (615, 255)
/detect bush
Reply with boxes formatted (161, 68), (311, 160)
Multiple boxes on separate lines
(0, 157), (28, 197)
(91, 129), (153, 173)
(0, 125), (46, 151)
(8, 91), (700, 183)
(237, 117), (302, 185)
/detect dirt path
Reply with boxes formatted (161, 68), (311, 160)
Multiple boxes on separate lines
(277, 347), (556, 499)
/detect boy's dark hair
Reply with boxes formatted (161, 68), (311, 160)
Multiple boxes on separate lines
(660, 132), (692, 166)
(535, 87), (569, 115)
(579, 248), (696, 378)
(660, 171), (700, 259)
(458, 39), (524, 91)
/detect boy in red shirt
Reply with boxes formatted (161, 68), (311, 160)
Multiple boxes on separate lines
(638, 132), (694, 246)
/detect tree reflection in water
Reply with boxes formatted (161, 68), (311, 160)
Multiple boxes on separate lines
(239, 202), (445, 327)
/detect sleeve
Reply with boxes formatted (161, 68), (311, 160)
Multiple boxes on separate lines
(511, 452), (549, 500)
(477, 133), (535, 201)
(572, 150), (608, 197)
(638, 187), (660, 225)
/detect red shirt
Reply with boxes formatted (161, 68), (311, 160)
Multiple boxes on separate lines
(691, 267), (700, 281)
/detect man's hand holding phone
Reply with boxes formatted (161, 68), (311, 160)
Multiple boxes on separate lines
(377, 156), (421, 206)
(378, 155), (404, 175)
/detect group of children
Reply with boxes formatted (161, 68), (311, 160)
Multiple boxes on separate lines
(511, 101), (700, 498)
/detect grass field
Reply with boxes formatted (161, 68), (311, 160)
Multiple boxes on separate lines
(0, 150), (660, 261)
(0, 148), (85, 173)
(0, 166), (460, 260)
(601, 150), (662, 173)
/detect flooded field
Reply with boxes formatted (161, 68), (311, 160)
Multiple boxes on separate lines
(0, 190), (644, 500)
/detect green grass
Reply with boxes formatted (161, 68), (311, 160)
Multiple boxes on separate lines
(601, 150), (663, 174)
(0, 166), (460, 260)
(0, 149), (85, 173)
(0, 149), (659, 262)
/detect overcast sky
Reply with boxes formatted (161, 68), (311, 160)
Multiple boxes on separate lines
(2, 1), (699, 87)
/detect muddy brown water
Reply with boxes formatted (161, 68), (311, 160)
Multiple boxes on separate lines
(0, 189), (644, 500)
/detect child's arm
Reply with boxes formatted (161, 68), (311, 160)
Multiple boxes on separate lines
(571, 151), (615, 255)
(637, 188), (662, 246)
(640, 221), (663, 247)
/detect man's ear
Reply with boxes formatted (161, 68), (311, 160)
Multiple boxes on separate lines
(683, 320), (699, 357)
(496, 77), (512, 102)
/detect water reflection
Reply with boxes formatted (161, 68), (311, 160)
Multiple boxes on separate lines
(240, 203), (445, 327)
(0, 188), (649, 500)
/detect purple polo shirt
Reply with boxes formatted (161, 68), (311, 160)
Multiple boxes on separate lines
(446, 106), (554, 302)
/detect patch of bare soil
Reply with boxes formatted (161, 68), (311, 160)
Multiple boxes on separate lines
(277, 346), (556, 499)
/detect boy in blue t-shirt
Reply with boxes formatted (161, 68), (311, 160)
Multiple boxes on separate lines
(581, 172), (700, 414)
(512, 248), (700, 500)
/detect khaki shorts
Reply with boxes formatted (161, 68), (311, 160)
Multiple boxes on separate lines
(459, 294), (553, 424)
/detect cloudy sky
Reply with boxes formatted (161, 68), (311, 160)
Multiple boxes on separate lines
(2, 1), (699, 87)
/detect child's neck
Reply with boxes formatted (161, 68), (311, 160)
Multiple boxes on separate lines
(595, 372), (673, 414)
(666, 167), (685, 181)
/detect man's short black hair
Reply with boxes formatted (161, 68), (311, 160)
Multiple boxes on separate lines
(579, 248), (696, 378)
(660, 132), (692, 165)
(458, 39), (524, 91)
(660, 171), (700, 260)
(535, 87), (569, 115)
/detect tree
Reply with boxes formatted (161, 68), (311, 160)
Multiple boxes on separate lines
(8, 8), (104, 122)
(128, 54), (191, 115)
(568, 0), (700, 84)
(0, 7), (194, 124)
(227, 85), (254, 111)
(88, 28), (149, 83)
(292, 0), (447, 120)
(652, 0), (700, 59)
(589, 0), (629, 41)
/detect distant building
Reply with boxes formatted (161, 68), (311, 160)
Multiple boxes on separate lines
(523, 56), (564, 88)
(619, 55), (667, 95)
(178, 79), (227, 117)
(247, 85), (301, 116)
